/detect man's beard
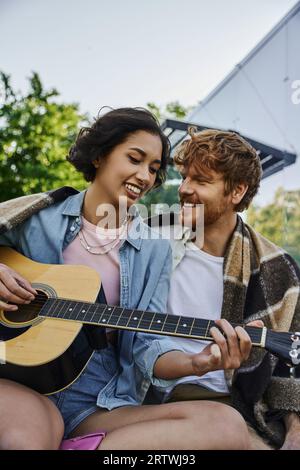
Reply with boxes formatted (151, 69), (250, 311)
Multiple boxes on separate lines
(203, 200), (229, 226)
(183, 199), (230, 231)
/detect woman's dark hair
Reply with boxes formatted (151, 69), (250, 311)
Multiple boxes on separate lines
(67, 107), (170, 188)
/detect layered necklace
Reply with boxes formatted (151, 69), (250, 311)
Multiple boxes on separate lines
(78, 215), (130, 255)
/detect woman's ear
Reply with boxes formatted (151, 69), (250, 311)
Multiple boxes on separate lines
(92, 159), (100, 169)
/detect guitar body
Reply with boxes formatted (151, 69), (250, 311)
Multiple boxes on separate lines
(0, 247), (101, 394)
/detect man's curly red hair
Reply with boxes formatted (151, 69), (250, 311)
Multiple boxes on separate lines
(174, 128), (262, 212)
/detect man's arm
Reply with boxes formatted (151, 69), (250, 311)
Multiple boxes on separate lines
(154, 319), (263, 380)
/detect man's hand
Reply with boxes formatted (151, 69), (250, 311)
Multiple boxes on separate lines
(281, 413), (300, 450)
(0, 263), (37, 311)
(153, 319), (264, 380)
(190, 319), (264, 376)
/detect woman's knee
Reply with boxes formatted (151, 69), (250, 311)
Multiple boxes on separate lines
(200, 401), (250, 449)
(0, 379), (64, 449)
(178, 401), (250, 450)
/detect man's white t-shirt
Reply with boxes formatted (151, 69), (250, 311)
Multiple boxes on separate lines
(158, 241), (229, 399)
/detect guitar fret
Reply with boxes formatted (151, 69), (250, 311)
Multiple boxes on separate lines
(88, 304), (101, 323)
(66, 302), (82, 320)
(102, 306), (118, 326)
(138, 311), (155, 331)
(149, 313), (167, 332)
(161, 314), (178, 333)
(82, 303), (93, 322)
(53, 299), (67, 318)
(188, 319), (210, 338)
(93, 303), (108, 324)
(126, 309), (136, 328)
(108, 307), (124, 326)
(42, 298), (58, 317)
(148, 312), (156, 331)
(127, 310), (144, 328)
(115, 308), (132, 327)
(106, 306), (116, 324)
(160, 313), (167, 332)
(174, 316), (182, 334)
(190, 317), (196, 336)
(136, 311), (145, 329)
(95, 305), (113, 325)
(60, 300), (72, 319)
(83, 303), (94, 322)
(176, 316), (194, 335)
(44, 299), (60, 318)
(73, 303), (87, 322)
(111, 307), (136, 327)
(205, 319), (211, 338)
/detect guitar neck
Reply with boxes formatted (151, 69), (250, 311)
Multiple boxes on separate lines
(40, 298), (265, 347)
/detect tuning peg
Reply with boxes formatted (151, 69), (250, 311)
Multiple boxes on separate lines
(289, 348), (300, 365)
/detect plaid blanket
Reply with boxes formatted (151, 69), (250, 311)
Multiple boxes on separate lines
(224, 216), (300, 446)
(0, 187), (78, 235)
(1, 190), (300, 446)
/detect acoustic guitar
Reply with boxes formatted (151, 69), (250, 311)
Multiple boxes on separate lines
(0, 247), (299, 394)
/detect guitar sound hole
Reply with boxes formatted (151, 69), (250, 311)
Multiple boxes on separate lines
(4, 290), (48, 325)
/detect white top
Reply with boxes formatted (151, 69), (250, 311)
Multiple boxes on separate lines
(158, 241), (229, 398)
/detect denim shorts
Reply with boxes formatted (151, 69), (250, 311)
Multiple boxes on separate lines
(48, 344), (117, 438)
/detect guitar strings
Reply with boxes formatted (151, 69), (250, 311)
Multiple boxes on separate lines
(14, 295), (264, 327)
(10, 294), (265, 340)
(9, 303), (264, 341)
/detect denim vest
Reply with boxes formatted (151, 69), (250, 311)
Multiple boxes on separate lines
(0, 190), (179, 409)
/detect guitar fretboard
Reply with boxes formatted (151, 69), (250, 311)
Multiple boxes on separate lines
(39, 298), (264, 346)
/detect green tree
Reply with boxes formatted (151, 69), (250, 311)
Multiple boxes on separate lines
(247, 187), (300, 266)
(0, 71), (88, 202)
(147, 100), (192, 122)
(140, 178), (181, 216)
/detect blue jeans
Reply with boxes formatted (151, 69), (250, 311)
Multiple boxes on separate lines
(48, 344), (117, 438)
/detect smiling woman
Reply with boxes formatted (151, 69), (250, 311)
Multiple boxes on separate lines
(66, 108), (169, 228)
(82, 130), (164, 225)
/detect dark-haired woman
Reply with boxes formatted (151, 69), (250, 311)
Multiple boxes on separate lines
(0, 108), (250, 450)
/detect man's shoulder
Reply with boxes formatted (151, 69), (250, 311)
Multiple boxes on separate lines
(246, 221), (300, 276)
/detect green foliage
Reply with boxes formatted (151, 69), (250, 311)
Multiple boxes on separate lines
(247, 187), (300, 266)
(0, 71), (88, 202)
(141, 162), (182, 213)
(146, 100), (193, 122)
(140, 180), (180, 215)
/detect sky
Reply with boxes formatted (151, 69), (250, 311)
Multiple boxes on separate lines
(1, 0), (298, 116)
(0, 0), (299, 207)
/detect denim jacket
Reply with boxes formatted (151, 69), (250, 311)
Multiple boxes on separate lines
(0, 190), (180, 409)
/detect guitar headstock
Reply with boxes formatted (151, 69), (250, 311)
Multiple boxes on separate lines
(265, 330), (300, 366)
